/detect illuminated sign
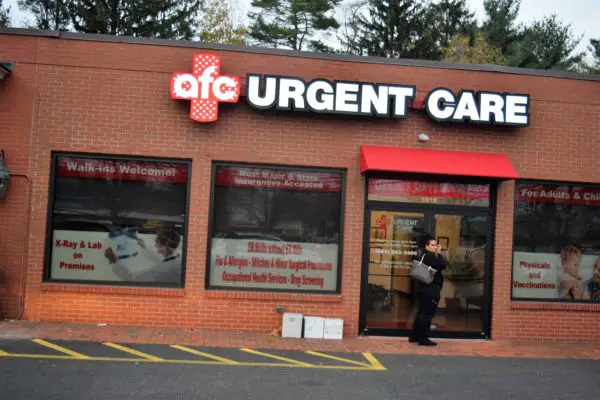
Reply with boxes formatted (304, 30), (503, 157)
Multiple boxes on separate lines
(171, 53), (530, 126)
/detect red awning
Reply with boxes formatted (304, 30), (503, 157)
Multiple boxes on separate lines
(360, 145), (519, 179)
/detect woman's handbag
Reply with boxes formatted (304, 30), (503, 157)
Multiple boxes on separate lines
(409, 254), (436, 284)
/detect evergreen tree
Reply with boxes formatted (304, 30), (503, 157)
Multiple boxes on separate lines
(510, 14), (584, 71)
(481, 0), (522, 55)
(18, 0), (70, 30)
(69, 0), (203, 39)
(482, 1), (584, 71)
(341, 0), (475, 60)
(199, 0), (246, 45)
(345, 0), (425, 58)
(426, 0), (476, 53)
(586, 38), (600, 73)
(247, 0), (340, 52)
(0, 0), (9, 27)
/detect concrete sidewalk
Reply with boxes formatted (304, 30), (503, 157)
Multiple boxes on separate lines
(1, 320), (598, 360)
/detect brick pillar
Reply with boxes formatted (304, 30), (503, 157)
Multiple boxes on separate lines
(491, 180), (515, 340)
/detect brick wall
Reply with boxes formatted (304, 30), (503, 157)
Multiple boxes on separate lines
(1, 32), (599, 342)
(0, 47), (36, 319)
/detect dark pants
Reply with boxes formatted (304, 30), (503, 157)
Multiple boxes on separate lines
(410, 283), (441, 341)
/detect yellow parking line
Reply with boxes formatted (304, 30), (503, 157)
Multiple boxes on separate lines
(157, 360), (362, 369)
(103, 342), (163, 361)
(0, 352), (380, 370)
(240, 348), (313, 367)
(0, 343), (385, 371)
(170, 345), (239, 364)
(305, 351), (371, 368)
(33, 339), (89, 359)
(0, 353), (141, 361)
(362, 353), (387, 371)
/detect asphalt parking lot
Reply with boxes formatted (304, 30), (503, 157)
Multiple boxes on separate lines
(1, 339), (599, 400)
(0, 338), (384, 371)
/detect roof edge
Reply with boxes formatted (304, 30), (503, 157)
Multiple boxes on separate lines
(1, 27), (599, 82)
(1, 27), (59, 38)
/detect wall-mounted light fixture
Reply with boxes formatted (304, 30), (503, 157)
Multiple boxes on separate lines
(0, 149), (10, 200)
(0, 61), (15, 81)
(418, 133), (430, 142)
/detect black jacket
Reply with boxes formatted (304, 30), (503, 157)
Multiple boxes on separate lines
(421, 250), (447, 286)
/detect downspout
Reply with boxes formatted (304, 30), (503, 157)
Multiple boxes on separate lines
(11, 174), (31, 320)
(13, 37), (40, 320)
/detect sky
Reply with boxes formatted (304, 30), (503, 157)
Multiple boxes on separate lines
(4, 0), (599, 56)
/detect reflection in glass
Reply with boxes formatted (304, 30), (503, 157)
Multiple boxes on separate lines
(513, 182), (600, 302)
(433, 215), (487, 333)
(368, 179), (489, 207)
(366, 212), (424, 330)
(366, 212), (488, 333)
(49, 156), (189, 285)
(209, 165), (344, 292)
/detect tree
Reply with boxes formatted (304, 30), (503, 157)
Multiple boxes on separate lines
(18, 0), (70, 30)
(247, 0), (341, 52)
(70, 0), (202, 39)
(0, 0), (9, 27)
(481, 0), (522, 55)
(199, 0), (246, 45)
(425, 0), (477, 54)
(442, 32), (505, 65)
(338, 1), (365, 54)
(482, 1), (584, 71)
(343, 0), (426, 58)
(340, 0), (476, 60)
(587, 38), (600, 73)
(510, 14), (584, 71)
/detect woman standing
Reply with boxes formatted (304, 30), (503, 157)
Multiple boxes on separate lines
(409, 236), (447, 346)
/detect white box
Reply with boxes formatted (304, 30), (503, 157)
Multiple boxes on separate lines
(323, 318), (344, 340)
(281, 313), (303, 338)
(303, 316), (325, 339)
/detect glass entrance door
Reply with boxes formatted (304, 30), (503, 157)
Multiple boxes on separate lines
(431, 213), (489, 335)
(364, 211), (425, 332)
(362, 208), (491, 338)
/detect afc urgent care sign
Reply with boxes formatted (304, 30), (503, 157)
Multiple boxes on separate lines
(170, 54), (241, 122)
(171, 53), (530, 126)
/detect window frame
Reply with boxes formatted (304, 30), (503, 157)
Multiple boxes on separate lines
(205, 161), (346, 295)
(43, 151), (192, 288)
(511, 178), (600, 303)
(359, 172), (497, 338)
(365, 171), (492, 210)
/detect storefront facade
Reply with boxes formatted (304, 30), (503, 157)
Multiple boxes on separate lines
(1, 28), (599, 343)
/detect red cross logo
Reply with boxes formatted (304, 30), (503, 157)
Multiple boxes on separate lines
(377, 215), (391, 229)
(170, 53), (240, 122)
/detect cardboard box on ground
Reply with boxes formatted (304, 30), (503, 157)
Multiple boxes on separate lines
(281, 313), (344, 340)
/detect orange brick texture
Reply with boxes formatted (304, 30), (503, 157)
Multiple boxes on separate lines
(0, 33), (598, 343)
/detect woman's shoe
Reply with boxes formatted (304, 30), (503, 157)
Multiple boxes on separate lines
(418, 338), (437, 346)
(408, 336), (418, 343)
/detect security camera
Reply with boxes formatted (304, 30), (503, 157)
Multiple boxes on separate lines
(418, 133), (430, 142)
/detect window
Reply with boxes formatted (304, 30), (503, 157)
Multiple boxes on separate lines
(512, 182), (600, 302)
(46, 154), (190, 287)
(368, 178), (489, 207)
(207, 164), (344, 293)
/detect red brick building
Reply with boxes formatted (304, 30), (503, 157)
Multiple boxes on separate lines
(1, 28), (599, 343)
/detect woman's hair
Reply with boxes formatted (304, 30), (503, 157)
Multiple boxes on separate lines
(156, 227), (181, 249)
(560, 245), (581, 262)
(419, 234), (435, 250)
